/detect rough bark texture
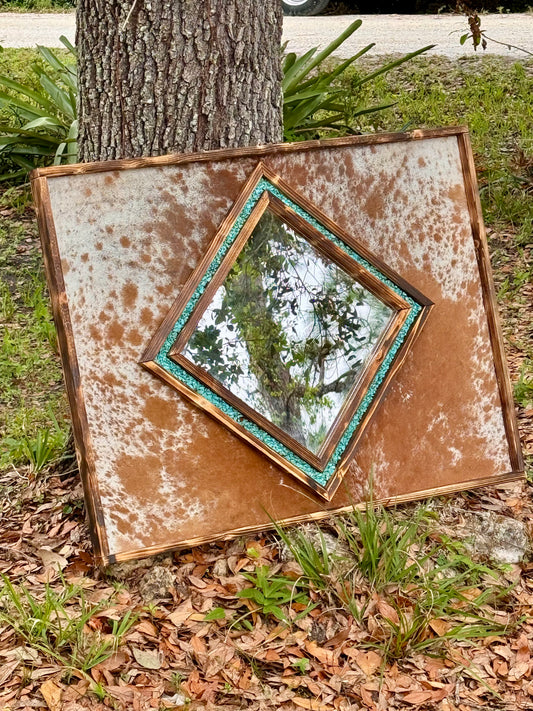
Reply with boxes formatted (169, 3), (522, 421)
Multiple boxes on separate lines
(77, 0), (283, 162)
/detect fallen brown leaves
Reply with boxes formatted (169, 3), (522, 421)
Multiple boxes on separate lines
(1, 467), (533, 711)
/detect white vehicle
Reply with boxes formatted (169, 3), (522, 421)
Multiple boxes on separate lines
(282, 0), (332, 15)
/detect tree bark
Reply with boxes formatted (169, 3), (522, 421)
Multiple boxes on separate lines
(76, 0), (283, 163)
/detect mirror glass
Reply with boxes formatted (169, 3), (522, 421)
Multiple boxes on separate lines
(179, 209), (394, 454)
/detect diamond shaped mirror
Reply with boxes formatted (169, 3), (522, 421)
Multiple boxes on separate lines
(175, 208), (395, 459)
(142, 163), (433, 499)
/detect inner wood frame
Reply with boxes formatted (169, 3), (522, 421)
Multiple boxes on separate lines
(168, 189), (412, 472)
(142, 162), (433, 499)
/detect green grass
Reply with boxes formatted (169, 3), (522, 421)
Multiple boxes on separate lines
(237, 565), (315, 623)
(0, 575), (136, 674)
(0, 50), (530, 475)
(0, 48), (529, 678)
(336, 500), (440, 591)
(0, 0), (74, 12)
(0, 185), (69, 471)
(0, 48), (73, 115)
(515, 358), (533, 408)
(342, 55), (533, 240)
(273, 499), (514, 661)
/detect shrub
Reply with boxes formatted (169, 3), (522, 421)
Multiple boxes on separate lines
(0, 37), (77, 181)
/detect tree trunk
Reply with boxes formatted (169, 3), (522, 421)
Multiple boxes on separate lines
(76, 0), (283, 163)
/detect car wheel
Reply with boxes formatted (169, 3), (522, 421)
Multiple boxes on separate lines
(282, 0), (332, 16)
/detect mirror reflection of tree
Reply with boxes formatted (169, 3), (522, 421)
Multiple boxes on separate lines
(182, 209), (393, 453)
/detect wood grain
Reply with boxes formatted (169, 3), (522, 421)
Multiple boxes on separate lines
(108, 469), (524, 565)
(31, 127), (524, 567)
(30, 126), (469, 181)
(149, 165), (431, 492)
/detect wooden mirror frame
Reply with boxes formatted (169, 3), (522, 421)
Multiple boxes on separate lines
(141, 163), (433, 499)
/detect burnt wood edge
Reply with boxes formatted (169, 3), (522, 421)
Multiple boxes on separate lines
(169, 192), (270, 356)
(30, 126), (469, 180)
(265, 193), (411, 312)
(140, 359), (333, 501)
(31, 177), (110, 567)
(260, 165), (434, 308)
(169, 353), (326, 471)
(316, 307), (410, 464)
(333, 299), (434, 478)
(456, 132), (524, 473)
(142, 156), (434, 496)
(101, 470), (524, 566)
(142, 301), (424, 504)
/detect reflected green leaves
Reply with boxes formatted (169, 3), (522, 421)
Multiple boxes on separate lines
(181, 209), (393, 454)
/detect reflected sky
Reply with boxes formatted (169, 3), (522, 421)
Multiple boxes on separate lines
(181, 209), (393, 454)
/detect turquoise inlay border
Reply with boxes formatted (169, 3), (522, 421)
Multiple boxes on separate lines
(154, 178), (422, 488)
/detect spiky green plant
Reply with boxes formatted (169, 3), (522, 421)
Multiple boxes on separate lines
(0, 22), (433, 180)
(282, 19), (433, 140)
(0, 36), (77, 181)
(237, 565), (314, 622)
(0, 575), (136, 672)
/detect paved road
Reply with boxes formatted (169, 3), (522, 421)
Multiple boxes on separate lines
(0, 12), (532, 58)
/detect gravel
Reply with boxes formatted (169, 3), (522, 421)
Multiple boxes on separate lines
(0, 12), (532, 58)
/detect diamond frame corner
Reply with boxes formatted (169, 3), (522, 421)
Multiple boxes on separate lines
(141, 161), (433, 500)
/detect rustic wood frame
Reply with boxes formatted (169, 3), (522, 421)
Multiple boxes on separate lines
(141, 162), (432, 499)
(30, 127), (524, 565)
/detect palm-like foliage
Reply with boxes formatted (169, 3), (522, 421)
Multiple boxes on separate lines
(283, 19), (433, 140)
(0, 36), (77, 181)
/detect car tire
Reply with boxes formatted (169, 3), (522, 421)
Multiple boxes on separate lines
(282, 0), (332, 16)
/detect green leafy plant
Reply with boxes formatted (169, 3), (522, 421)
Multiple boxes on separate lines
(4, 410), (68, 472)
(0, 575), (136, 673)
(0, 36), (77, 181)
(375, 593), (511, 662)
(283, 19), (434, 141)
(459, 7), (533, 57)
(292, 657), (310, 674)
(272, 482), (515, 661)
(271, 522), (339, 591)
(514, 359), (533, 408)
(336, 501), (439, 591)
(373, 560), (514, 661)
(237, 565), (314, 622)
(336, 492), (514, 660)
(204, 606), (226, 621)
